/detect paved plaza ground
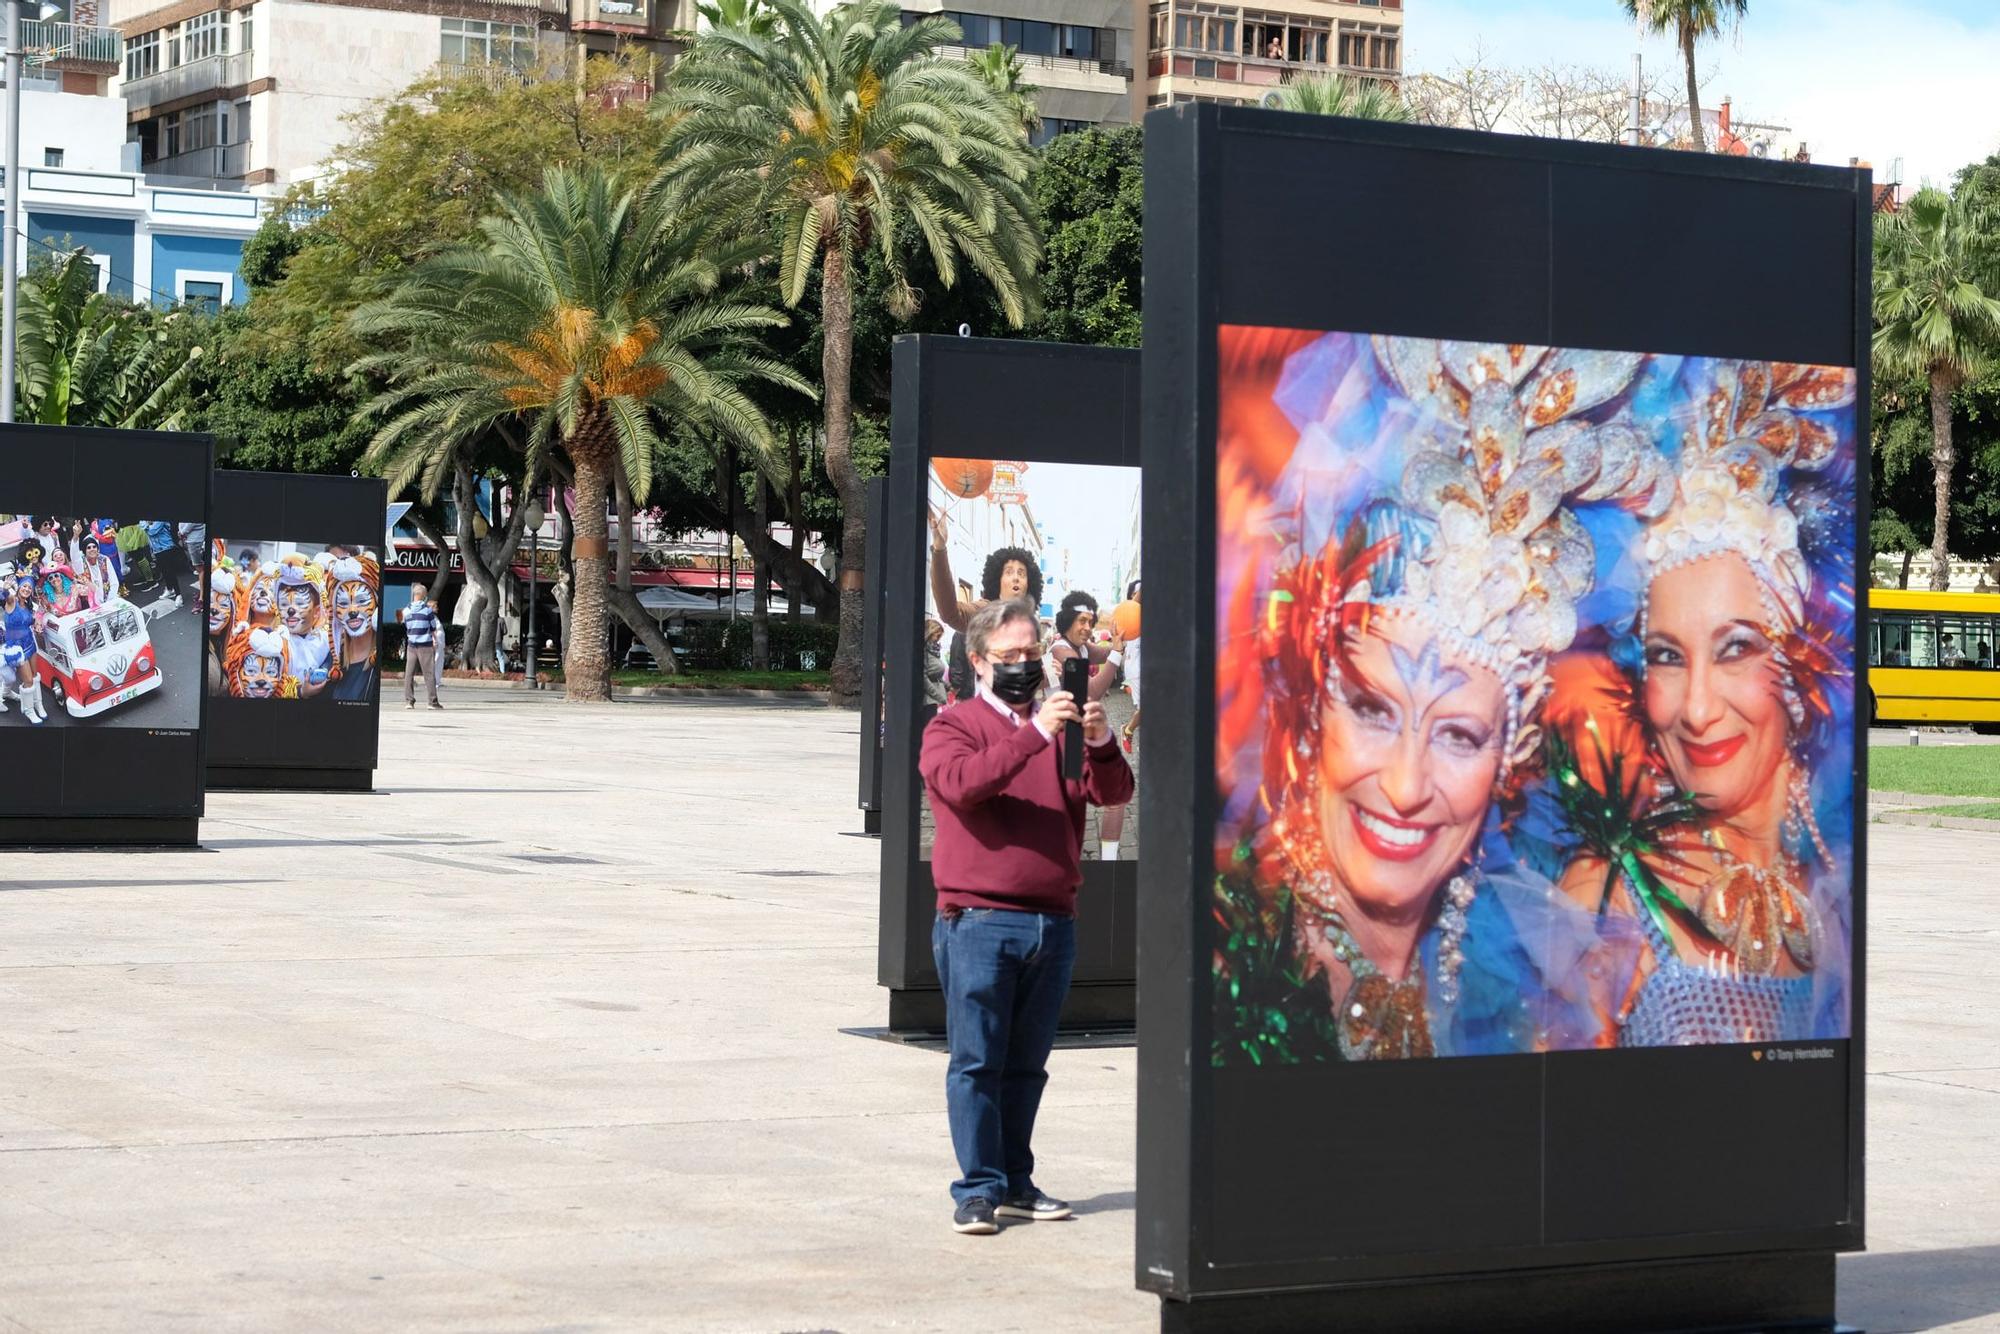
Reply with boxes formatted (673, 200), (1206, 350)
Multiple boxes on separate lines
(0, 689), (1996, 1332)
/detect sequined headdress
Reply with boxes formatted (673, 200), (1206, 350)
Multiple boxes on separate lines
(1642, 361), (1854, 625)
(1277, 338), (1668, 773)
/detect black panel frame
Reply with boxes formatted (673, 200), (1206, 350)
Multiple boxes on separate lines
(858, 476), (887, 833)
(0, 422), (213, 847)
(878, 335), (1142, 1033)
(1137, 106), (1869, 1320)
(205, 471), (388, 791)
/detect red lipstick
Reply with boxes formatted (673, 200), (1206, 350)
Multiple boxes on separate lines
(1348, 805), (1440, 863)
(1681, 734), (1747, 768)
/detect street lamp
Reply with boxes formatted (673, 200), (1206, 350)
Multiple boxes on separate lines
(2, 1), (61, 424)
(522, 496), (545, 689)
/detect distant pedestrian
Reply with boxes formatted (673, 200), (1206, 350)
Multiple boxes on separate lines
(919, 599), (1133, 1236)
(400, 583), (443, 710)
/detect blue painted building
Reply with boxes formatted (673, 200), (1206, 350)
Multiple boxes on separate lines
(21, 167), (263, 310)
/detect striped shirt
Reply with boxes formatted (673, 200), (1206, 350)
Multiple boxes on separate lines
(403, 604), (440, 645)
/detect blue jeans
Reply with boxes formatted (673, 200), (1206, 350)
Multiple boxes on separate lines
(932, 908), (1077, 1207)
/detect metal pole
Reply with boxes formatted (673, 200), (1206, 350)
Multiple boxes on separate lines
(1627, 51), (1643, 146)
(526, 526), (539, 688)
(3, 0), (23, 423)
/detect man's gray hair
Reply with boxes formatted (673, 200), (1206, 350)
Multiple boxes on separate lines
(965, 597), (1037, 660)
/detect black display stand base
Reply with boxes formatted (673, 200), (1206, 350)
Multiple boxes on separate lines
(208, 766), (374, 792)
(1160, 1252), (1851, 1334)
(0, 816), (200, 848)
(887, 981), (1134, 1043)
(862, 808), (882, 835)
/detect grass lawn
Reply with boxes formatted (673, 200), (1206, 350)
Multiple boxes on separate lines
(1868, 745), (2000, 799)
(542, 667), (829, 691)
(1899, 801), (2000, 820)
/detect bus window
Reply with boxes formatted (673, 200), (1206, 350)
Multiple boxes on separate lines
(1906, 616), (1939, 667)
(1936, 614), (1997, 668)
(1872, 614), (1914, 666)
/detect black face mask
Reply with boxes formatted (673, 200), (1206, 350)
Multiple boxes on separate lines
(985, 659), (1042, 705)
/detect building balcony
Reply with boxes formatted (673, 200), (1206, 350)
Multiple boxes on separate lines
(1148, 47), (1397, 86)
(19, 19), (122, 68)
(145, 139), (252, 183)
(122, 49), (255, 116)
(937, 43), (1131, 91)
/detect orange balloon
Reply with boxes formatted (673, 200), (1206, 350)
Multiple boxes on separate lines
(930, 458), (995, 500)
(1110, 599), (1141, 641)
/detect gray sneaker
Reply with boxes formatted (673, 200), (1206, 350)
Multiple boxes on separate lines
(995, 1189), (1071, 1221)
(952, 1198), (999, 1235)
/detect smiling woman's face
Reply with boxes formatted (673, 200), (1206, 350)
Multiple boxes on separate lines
(1314, 616), (1505, 921)
(1643, 553), (1791, 818)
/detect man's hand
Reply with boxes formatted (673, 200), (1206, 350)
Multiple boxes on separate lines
(928, 507), (949, 551)
(1083, 700), (1111, 745)
(1036, 689), (1080, 738)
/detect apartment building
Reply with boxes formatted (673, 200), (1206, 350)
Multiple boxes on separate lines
(4, 12), (269, 306)
(900, 0), (1137, 143)
(1141, 0), (1400, 111)
(107, 0), (694, 189)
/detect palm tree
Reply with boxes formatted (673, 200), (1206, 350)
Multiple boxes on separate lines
(353, 165), (808, 701)
(655, 0), (1041, 706)
(968, 42), (1040, 142)
(1623, 0), (1745, 153)
(1272, 73), (1410, 121)
(14, 249), (204, 428)
(1874, 186), (2000, 591)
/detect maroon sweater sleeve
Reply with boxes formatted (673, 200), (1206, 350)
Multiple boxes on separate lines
(921, 704), (1050, 807)
(1081, 735), (1134, 807)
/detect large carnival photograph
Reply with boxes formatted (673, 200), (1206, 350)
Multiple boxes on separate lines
(206, 540), (382, 705)
(0, 515), (204, 729)
(1212, 329), (1858, 1064)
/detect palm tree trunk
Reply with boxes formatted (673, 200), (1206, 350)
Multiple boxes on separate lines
(788, 424), (804, 623)
(566, 416), (614, 702)
(752, 471), (771, 671)
(1681, 24), (1704, 152)
(1930, 370), (1956, 592)
(822, 245), (865, 708)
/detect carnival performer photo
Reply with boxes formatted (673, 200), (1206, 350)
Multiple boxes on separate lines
(209, 539), (383, 706)
(1210, 331), (1857, 1064)
(0, 513), (203, 728)
(930, 505), (1047, 702)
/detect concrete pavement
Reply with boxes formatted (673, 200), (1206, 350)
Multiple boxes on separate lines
(0, 687), (1994, 1332)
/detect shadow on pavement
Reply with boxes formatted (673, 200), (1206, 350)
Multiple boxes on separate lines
(1840, 1244), (2000, 1332)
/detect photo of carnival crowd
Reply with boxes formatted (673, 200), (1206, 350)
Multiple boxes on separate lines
(207, 540), (381, 705)
(1214, 329), (1858, 1062)
(0, 516), (203, 727)
(921, 458), (1143, 861)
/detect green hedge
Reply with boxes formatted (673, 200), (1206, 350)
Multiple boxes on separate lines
(672, 618), (838, 671)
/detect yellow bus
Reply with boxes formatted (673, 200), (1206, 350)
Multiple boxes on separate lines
(1868, 587), (2000, 729)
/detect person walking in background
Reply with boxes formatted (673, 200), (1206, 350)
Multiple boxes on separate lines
(400, 583), (443, 710)
(920, 599), (1133, 1236)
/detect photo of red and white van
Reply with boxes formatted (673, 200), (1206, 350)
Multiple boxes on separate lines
(36, 598), (163, 718)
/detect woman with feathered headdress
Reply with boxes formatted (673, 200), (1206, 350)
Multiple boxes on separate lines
(1214, 334), (1666, 1063)
(1554, 360), (1855, 1047)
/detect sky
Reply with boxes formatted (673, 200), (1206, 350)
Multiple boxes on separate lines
(1407, 0), (2000, 192)
(929, 461), (1141, 621)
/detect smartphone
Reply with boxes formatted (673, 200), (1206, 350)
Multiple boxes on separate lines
(1061, 655), (1089, 780)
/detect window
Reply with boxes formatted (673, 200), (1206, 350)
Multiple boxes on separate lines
(1174, 3), (1234, 55)
(238, 14), (253, 51)
(176, 270), (233, 313)
(85, 254), (110, 292)
(42, 148), (62, 167)
(1149, 4), (1168, 53)
(183, 11), (223, 62)
(125, 29), (160, 81)
(1057, 25), (1097, 60)
(1030, 117), (1089, 147)
(441, 17), (536, 68)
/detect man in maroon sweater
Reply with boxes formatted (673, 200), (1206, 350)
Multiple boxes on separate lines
(920, 599), (1134, 1235)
